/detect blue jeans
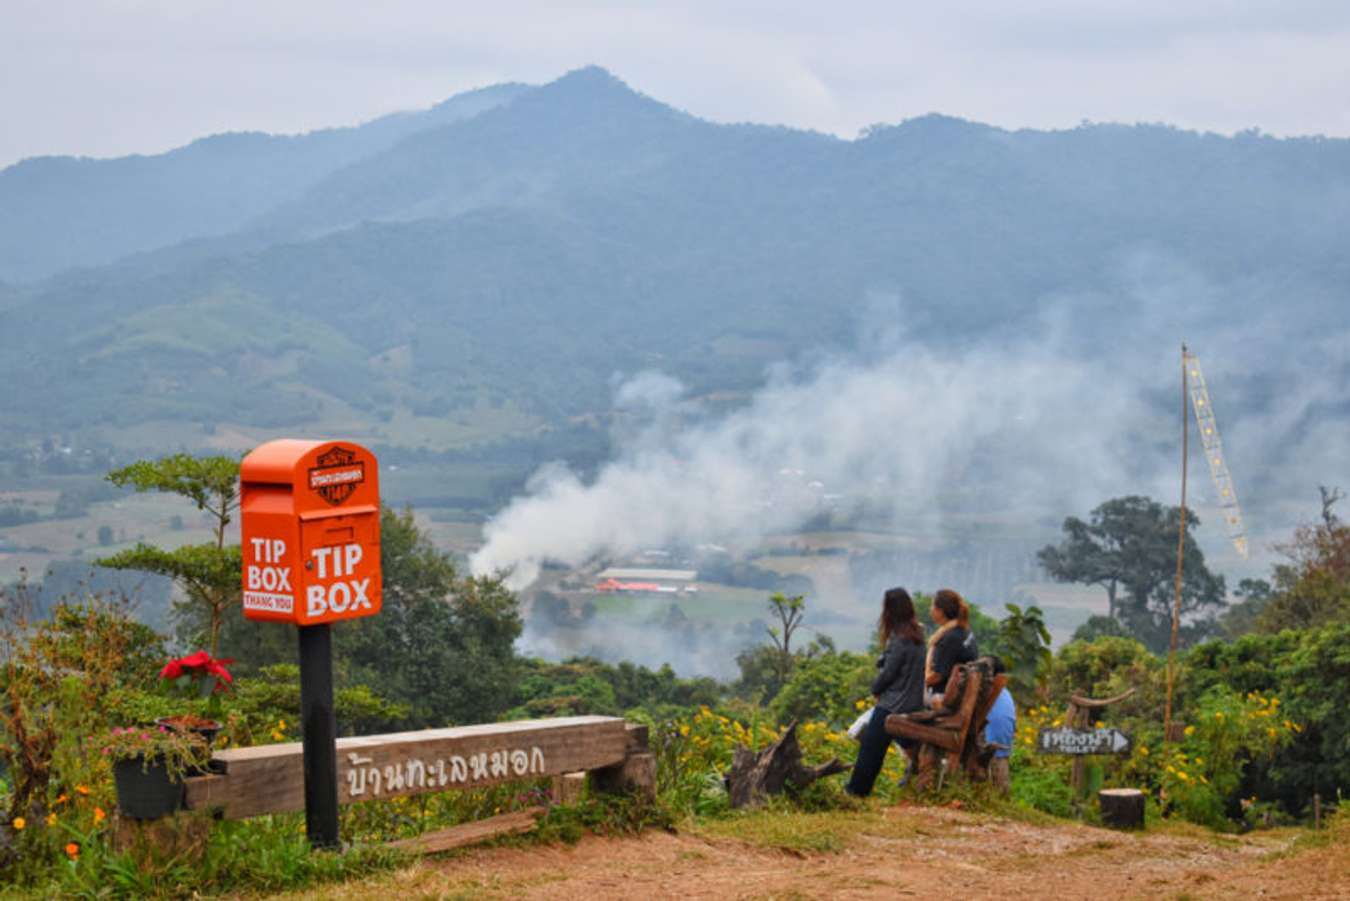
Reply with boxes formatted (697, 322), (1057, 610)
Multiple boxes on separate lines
(846, 707), (908, 796)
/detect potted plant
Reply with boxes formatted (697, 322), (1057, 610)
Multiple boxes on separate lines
(103, 725), (209, 820)
(157, 651), (234, 747)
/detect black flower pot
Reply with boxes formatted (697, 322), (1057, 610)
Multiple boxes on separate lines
(155, 716), (222, 748)
(112, 756), (184, 820)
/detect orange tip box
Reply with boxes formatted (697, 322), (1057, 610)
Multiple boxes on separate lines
(240, 440), (382, 626)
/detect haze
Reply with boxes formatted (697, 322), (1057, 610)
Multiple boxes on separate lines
(5, 1), (1350, 168)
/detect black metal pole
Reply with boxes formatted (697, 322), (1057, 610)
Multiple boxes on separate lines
(298, 623), (339, 849)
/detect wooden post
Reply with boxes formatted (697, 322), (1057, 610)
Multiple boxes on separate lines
(298, 623), (339, 849)
(1066, 699), (1086, 798)
(1165, 343), (1189, 742)
(591, 723), (656, 801)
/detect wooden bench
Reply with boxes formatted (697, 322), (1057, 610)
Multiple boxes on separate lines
(177, 715), (654, 851)
(884, 657), (1007, 789)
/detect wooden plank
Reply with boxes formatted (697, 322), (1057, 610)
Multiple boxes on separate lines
(388, 806), (546, 854)
(186, 716), (627, 820)
(623, 722), (649, 753)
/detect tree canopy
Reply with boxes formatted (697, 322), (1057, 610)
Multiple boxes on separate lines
(1039, 496), (1226, 652)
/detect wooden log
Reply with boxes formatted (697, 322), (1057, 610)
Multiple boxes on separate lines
(591, 752), (656, 800)
(1099, 788), (1146, 829)
(108, 809), (211, 865)
(623, 722), (650, 754)
(185, 715), (627, 820)
(726, 721), (849, 809)
(551, 772), (587, 805)
(388, 806), (547, 854)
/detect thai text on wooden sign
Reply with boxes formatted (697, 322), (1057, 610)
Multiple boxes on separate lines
(1037, 726), (1132, 756)
(185, 716), (629, 820)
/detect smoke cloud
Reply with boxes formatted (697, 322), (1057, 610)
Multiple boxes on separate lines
(471, 327), (1175, 590)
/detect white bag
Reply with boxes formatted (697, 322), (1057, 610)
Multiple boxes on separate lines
(847, 707), (874, 741)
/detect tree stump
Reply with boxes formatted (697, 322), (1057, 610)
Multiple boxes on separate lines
(726, 721), (849, 809)
(1099, 788), (1145, 829)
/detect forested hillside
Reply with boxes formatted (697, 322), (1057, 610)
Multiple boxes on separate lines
(2, 66), (1347, 445)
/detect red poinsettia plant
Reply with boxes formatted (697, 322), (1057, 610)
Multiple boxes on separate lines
(160, 651), (234, 722)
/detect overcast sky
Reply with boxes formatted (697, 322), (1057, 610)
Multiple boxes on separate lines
(4, 1), (1349, 169)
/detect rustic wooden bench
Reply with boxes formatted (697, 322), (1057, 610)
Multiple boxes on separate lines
(175, 715), (654, 851)
(884, 658), (1007, 789)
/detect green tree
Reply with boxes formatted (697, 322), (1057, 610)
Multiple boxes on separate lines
(1038, 496), (1226, 652)
(96, 454), (240, 656)
(764, 592), (805, 691)
(335, 507), (522, 727)
(1251, 518), (1350, 633)
(991, 603), (1052, 700)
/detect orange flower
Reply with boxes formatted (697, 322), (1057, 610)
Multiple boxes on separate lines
(64, 842), (80, 859)
(93, 807), (106, 824)
(75, 786), (90, 796)
(55, 794), (68, 805)
(10, 817), (24, 831)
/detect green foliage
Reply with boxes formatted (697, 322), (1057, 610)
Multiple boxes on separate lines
(98, 454), (242, 656)
(335, 507), (522, 727)
(1039, 496), (1226, 652)
(1045, 636), (1165, 720)
(97, 543), (243, 653)
(769, 648), (871, 728)
(105, 454), (239, 546)
(509, 656), (719, 720)
(0, 590), (160, 882)
(1251, 520), (1350, 633)
(98, 725), (208, 783)
(991, 603), (1052, 700)
(1183, 623), (1350, 814)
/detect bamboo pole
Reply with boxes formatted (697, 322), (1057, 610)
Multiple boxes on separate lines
(1164, 344), (1189, 741)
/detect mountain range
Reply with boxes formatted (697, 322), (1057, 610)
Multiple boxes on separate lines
(2, 66), (1347, 450)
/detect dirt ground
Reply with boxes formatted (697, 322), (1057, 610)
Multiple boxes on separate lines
(277, 804), (1349, 901)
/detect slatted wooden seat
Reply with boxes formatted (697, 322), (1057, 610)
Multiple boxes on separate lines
(884, 657), (1007, 789)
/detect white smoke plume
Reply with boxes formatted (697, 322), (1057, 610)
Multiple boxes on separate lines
(471, 328), (1178, 590)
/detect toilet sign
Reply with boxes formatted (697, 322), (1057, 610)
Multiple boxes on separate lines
(240, 439), (382, 626)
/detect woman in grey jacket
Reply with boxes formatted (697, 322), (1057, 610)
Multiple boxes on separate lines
(845, 586), (925, 797)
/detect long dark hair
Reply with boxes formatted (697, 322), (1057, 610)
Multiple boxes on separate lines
(933, 588), (970, 629)
(880, 587), (924, 645)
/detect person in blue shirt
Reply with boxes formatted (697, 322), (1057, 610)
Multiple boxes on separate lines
(985, 656), (1016, 794)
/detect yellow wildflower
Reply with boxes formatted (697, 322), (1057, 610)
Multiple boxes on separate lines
(1184, 726), (1195, 737)
(1139, 746), (1149, 756)
(1215, 711), (1224, 720)
(11, 817), (24, 831)
(855, 699), (869, 711)
(1194, 756), (1204, 765)
(679, 724), (690, 737)
(278, 719), (287, 729)
(46, 813), (57, 826)
(1094, 721), (1104, 729)
(1267, 727), (1277, 738)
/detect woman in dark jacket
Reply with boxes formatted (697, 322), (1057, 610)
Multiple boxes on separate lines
(846, 587), (925, 797)
(925, 588), (978, 708)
